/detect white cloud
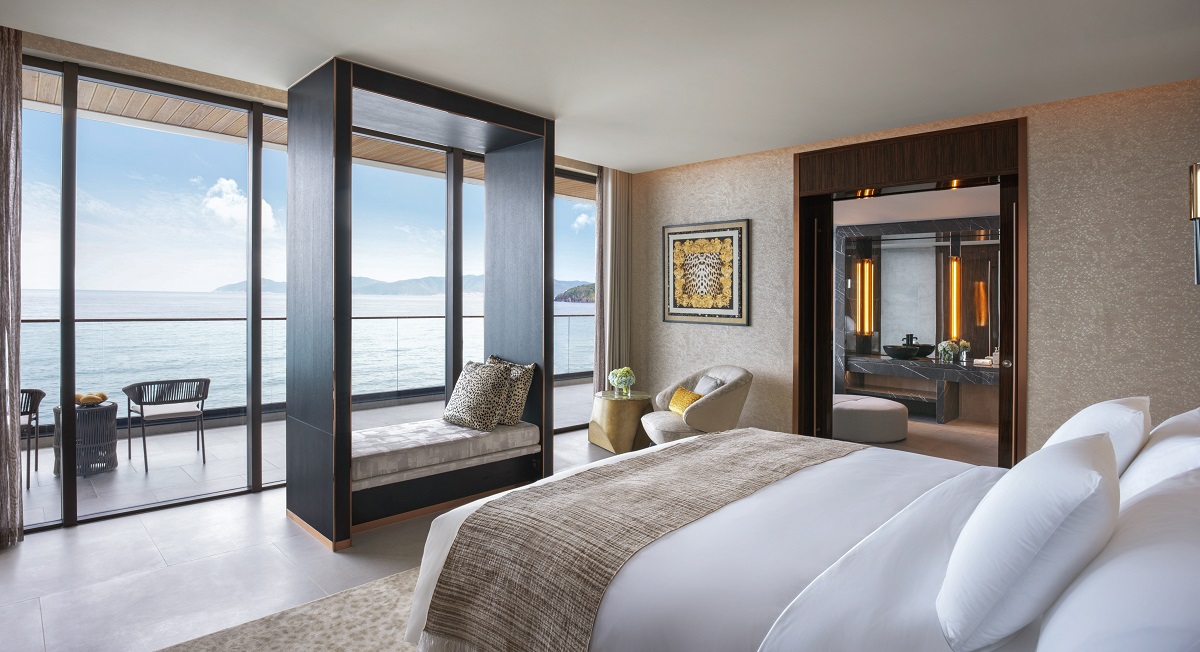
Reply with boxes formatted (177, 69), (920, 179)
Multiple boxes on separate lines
(571, 212), (595, 232)
(202, 177), (278, 232)
(189, 176), (204, 186)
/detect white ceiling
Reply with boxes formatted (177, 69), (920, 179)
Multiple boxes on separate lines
(834, 185), (1000, 226)
(3, 0), (1199, 172)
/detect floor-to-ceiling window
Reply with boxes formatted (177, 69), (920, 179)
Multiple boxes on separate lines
(260, 113), (287, 485)
(19, 67), (63, 527)
(462, 158), (486, 365)
(552, 172), (598, 428)
(350, 136), (448, 423)
(73, 77), (250, 515)
(18, 55), (596, 530)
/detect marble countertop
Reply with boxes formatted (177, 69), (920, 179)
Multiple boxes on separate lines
(845, 354), (999, 385)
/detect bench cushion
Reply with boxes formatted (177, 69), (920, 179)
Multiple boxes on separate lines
(352, 418), (541, 491)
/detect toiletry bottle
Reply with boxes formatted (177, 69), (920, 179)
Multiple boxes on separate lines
(991, 347), (1000, 366)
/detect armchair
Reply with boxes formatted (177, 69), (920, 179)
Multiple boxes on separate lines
(640, 365), (753, 444)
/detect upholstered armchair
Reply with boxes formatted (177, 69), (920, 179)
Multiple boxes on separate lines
(640, 365), (753, 444)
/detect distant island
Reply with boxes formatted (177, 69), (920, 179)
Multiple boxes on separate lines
(554, 283), (595, 303)
(216, 276), (593, 301)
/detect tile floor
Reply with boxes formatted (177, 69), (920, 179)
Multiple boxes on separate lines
(1, 427), (611, 652)
(4, 393), (992, 651)
(21, 381), (596, 528)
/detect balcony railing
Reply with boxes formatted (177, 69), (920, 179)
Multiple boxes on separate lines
(19, 314), (595, 423)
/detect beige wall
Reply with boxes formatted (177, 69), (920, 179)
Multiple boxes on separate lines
(630, 78), (1200, 451)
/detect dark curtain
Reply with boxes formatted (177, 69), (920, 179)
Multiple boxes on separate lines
(0, 26), (23, 548)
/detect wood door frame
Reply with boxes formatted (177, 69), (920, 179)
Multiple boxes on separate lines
(793, 119), (1028, 467)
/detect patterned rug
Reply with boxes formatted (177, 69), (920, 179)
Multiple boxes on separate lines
(162, 567), (420, 652)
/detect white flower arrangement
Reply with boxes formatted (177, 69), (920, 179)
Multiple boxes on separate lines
(937, 339), (971, 360)
(608, 367), (636, 393)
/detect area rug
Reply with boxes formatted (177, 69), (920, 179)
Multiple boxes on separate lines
(162, 567), (420, 652)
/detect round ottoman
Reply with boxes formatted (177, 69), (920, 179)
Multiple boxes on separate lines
(832, 394), (908, 443)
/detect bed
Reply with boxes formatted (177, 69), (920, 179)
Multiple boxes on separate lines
(404, 400), (1200, 652)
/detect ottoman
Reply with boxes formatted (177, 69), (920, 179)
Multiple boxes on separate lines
(832, 394), (908, 443)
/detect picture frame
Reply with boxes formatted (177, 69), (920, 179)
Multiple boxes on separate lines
(662, 219), (750, 326)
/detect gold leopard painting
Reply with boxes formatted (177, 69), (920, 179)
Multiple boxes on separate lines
(662, 219), (749, 325)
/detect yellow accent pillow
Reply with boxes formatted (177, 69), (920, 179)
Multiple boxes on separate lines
(669, 387), (703, 416)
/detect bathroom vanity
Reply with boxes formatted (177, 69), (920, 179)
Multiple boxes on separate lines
(844, 354), (998, 423)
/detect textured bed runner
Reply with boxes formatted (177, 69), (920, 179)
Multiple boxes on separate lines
(421, 428), (865, 652)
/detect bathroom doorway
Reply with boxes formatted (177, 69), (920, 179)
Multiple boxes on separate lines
(792, 119), (1027, 468)
(833, 183), (1002, 465)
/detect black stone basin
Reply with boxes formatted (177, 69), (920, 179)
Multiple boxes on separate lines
(916, 344), (936, 358)
(884, 345), (920, 360)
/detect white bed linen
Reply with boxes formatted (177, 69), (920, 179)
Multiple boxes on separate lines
(758, 466), (1014, 651)
(405, 442), (972, 650)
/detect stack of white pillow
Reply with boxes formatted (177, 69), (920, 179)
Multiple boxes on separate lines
(936, 397), (1200, 651)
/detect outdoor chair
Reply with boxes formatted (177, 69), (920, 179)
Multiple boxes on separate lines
(21, 388), (46, 488)
(121, 379), (210, 471)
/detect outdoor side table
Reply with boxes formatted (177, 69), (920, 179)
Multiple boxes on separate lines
(54, 402), (119, 477)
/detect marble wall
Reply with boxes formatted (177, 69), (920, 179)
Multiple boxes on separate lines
(629, 78), (1200, 450)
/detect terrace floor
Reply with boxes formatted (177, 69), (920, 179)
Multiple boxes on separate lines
(21, 380), (596, 527)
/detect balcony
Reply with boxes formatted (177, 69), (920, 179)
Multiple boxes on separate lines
(20, 314), (596, 527)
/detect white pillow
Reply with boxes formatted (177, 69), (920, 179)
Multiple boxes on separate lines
(1119, 407), (1200, 504)
(936, 434), (1119, 652)
(1043, 396), (1150, 474)
(1039, 468), (1200, 651)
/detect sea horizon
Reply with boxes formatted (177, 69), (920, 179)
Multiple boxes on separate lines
(18, 289), (595, 416)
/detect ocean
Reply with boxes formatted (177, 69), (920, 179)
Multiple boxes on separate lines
(19, 289), (595, 418)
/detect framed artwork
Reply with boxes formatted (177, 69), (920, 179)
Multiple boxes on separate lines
(662, 219), (750, 326)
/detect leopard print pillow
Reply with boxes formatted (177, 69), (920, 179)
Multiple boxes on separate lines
(443, 362), (511, 431)
(487, 355), (536, 425)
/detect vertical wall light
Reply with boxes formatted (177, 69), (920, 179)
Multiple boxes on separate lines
(1191, 163), (1199, 285)
(973, 280), (988, 327)
(855, 258), (875, 335)
(948, 255), (962, 340)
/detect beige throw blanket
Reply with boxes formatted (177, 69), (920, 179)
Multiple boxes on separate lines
(422, 428), (866, 652)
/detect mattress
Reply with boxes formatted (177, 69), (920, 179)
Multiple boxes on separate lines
(351, 418), (541, 491)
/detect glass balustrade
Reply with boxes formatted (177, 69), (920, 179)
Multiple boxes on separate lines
(22, 314), (595, 413)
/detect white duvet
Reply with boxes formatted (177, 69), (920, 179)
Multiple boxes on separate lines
(405, 442), (1033, 651)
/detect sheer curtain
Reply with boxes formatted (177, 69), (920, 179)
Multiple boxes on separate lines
(593, 167), (633, 393)
(0, 26), (23, 548)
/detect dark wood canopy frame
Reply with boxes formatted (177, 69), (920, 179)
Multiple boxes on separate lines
(793, 119), (1028, 468)
(286, 59), (555, 549)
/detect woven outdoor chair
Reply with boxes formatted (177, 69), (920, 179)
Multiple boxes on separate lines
(21, 389), (46, 489)
(121, 379), (210, 471)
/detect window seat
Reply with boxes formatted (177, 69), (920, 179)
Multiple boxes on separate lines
(351, 418), (541, 491)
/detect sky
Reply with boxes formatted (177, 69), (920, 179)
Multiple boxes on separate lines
(20, 105), (597, 292)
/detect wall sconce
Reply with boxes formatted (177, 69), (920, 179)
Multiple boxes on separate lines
(948, 255), (962, 340)
(973, 280), (988, 327)
(855, 258), (874, 335)
(1191, 163), (1199, 285)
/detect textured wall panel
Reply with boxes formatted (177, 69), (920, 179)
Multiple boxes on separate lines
(631, 78), (1200, 451)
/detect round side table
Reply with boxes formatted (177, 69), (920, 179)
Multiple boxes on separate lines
(53, 402), (119, 477)
(588, 390), (653, 454)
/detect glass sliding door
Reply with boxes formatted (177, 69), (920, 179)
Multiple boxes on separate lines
(19, 66), (64, 526)
(73, 77), (250, 515)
